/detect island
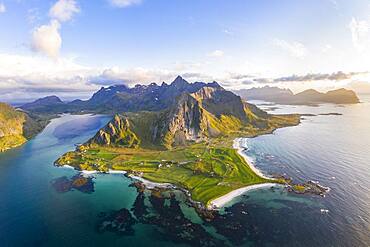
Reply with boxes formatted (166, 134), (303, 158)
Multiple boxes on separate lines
(54, 76), (301, 208)
(234, 86), (360, 105)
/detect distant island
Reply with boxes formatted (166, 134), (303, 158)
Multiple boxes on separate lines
(234, 86), (360, 105)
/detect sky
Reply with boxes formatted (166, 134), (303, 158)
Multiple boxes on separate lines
(1, 0), (370, 102)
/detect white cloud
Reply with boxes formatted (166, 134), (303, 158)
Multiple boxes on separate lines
(109, 0), (142, 8)
(0, 53), (98, 101)
(89, 67), (176, 85)
(0, 3), (6, 13)
(31, 20), (62, 58)
(273, 39), (308, 59)
(207, 50), (224, 57)
(49, 0), (80, 22)
(349, 18), (370, 52)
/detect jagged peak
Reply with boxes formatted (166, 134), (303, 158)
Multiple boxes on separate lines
(190, 86), (217, 101)
(87, 114), (140, 148)
(171, 75), (189, 87)
(208, 81), (221, 88)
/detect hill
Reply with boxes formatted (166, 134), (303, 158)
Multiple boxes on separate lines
(20, 95), (66, 113)
(0, 103), (48, 152)
(234, 86), (360, 105)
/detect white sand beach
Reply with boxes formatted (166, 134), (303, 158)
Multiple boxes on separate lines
(208, 183), (279, 209)
(129, 175), (174, 189)
(233, 138), (274, 180)
(208, 138), (279, 209)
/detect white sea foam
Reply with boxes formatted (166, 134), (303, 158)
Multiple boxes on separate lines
(233, 138), (273, 180)
(208, 138), (279, 209)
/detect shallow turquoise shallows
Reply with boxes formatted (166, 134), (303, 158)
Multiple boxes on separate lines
(1, 96), (370, 247)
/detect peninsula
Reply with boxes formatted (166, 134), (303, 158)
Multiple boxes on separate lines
(55, 76), (301, 207)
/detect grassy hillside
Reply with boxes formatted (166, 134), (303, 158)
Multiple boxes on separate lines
(0, 103), (50, 152)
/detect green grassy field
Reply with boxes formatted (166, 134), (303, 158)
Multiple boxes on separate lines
(56, 112), (299, 206)
(56, 144), (279, 205)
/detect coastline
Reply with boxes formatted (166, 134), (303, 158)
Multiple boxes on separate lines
(59, 137), (278, 209)
(207, 138), (278, 210)
(208, 183), (279, 209)
(60, 165), (173, 189)
(233, 138), (274, 180)
(128, 175), (174, 189)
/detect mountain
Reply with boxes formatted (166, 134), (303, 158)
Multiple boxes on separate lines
(0, 103), (47, 152)
(20, 95), (66, 113)
(20, 76), (223, 114)
(84, 84), (299, 150)
(57, 78), (300, 205)
(235, 86), (294, 102)
(234, 86), (360, 105)
(79, 76), (223, 113)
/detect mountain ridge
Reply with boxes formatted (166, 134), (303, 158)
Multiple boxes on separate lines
(234, 86), (360, 105)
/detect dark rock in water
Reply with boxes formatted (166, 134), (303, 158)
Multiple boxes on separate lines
(51, 174), (94, 194)
(145, 193), (223, 246)
(129, 181), (146, 193)
(70, 174), (95, 193)
(131, 192), (148, 220)
(51, 176), (72, 193)
(99, 189), (224, 246)
(97, 208), (136, 236)
(288, 180), (330, 197)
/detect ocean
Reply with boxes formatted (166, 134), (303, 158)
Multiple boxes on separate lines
(0, 96), (369, 246)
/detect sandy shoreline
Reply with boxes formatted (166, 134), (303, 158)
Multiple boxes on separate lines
(208, 183), (279, 209)
(61, 165), (173, 189)
(61, 137), (276, 209)
(128, 175), (174, 189)
(208, 138), (278, 209)
(233, 138), (274, 180)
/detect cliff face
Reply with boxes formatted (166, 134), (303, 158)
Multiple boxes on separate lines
(0, 103), (45, 152)
(85, 85), (278, 150)
(87, 114), (140, 148)
(162, 93), (211, 147)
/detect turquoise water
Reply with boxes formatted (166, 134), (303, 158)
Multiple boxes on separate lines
(1, 96), (370, 246)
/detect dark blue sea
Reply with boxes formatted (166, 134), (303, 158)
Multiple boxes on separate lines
(0, 96), (369, 246)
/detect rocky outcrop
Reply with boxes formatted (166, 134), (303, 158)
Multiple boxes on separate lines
(87, 114), (140, 148)
(162, 93), (210, 147)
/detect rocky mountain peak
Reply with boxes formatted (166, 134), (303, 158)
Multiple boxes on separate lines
(87, 114), (140, 148)
(171, 76), (189, 87)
